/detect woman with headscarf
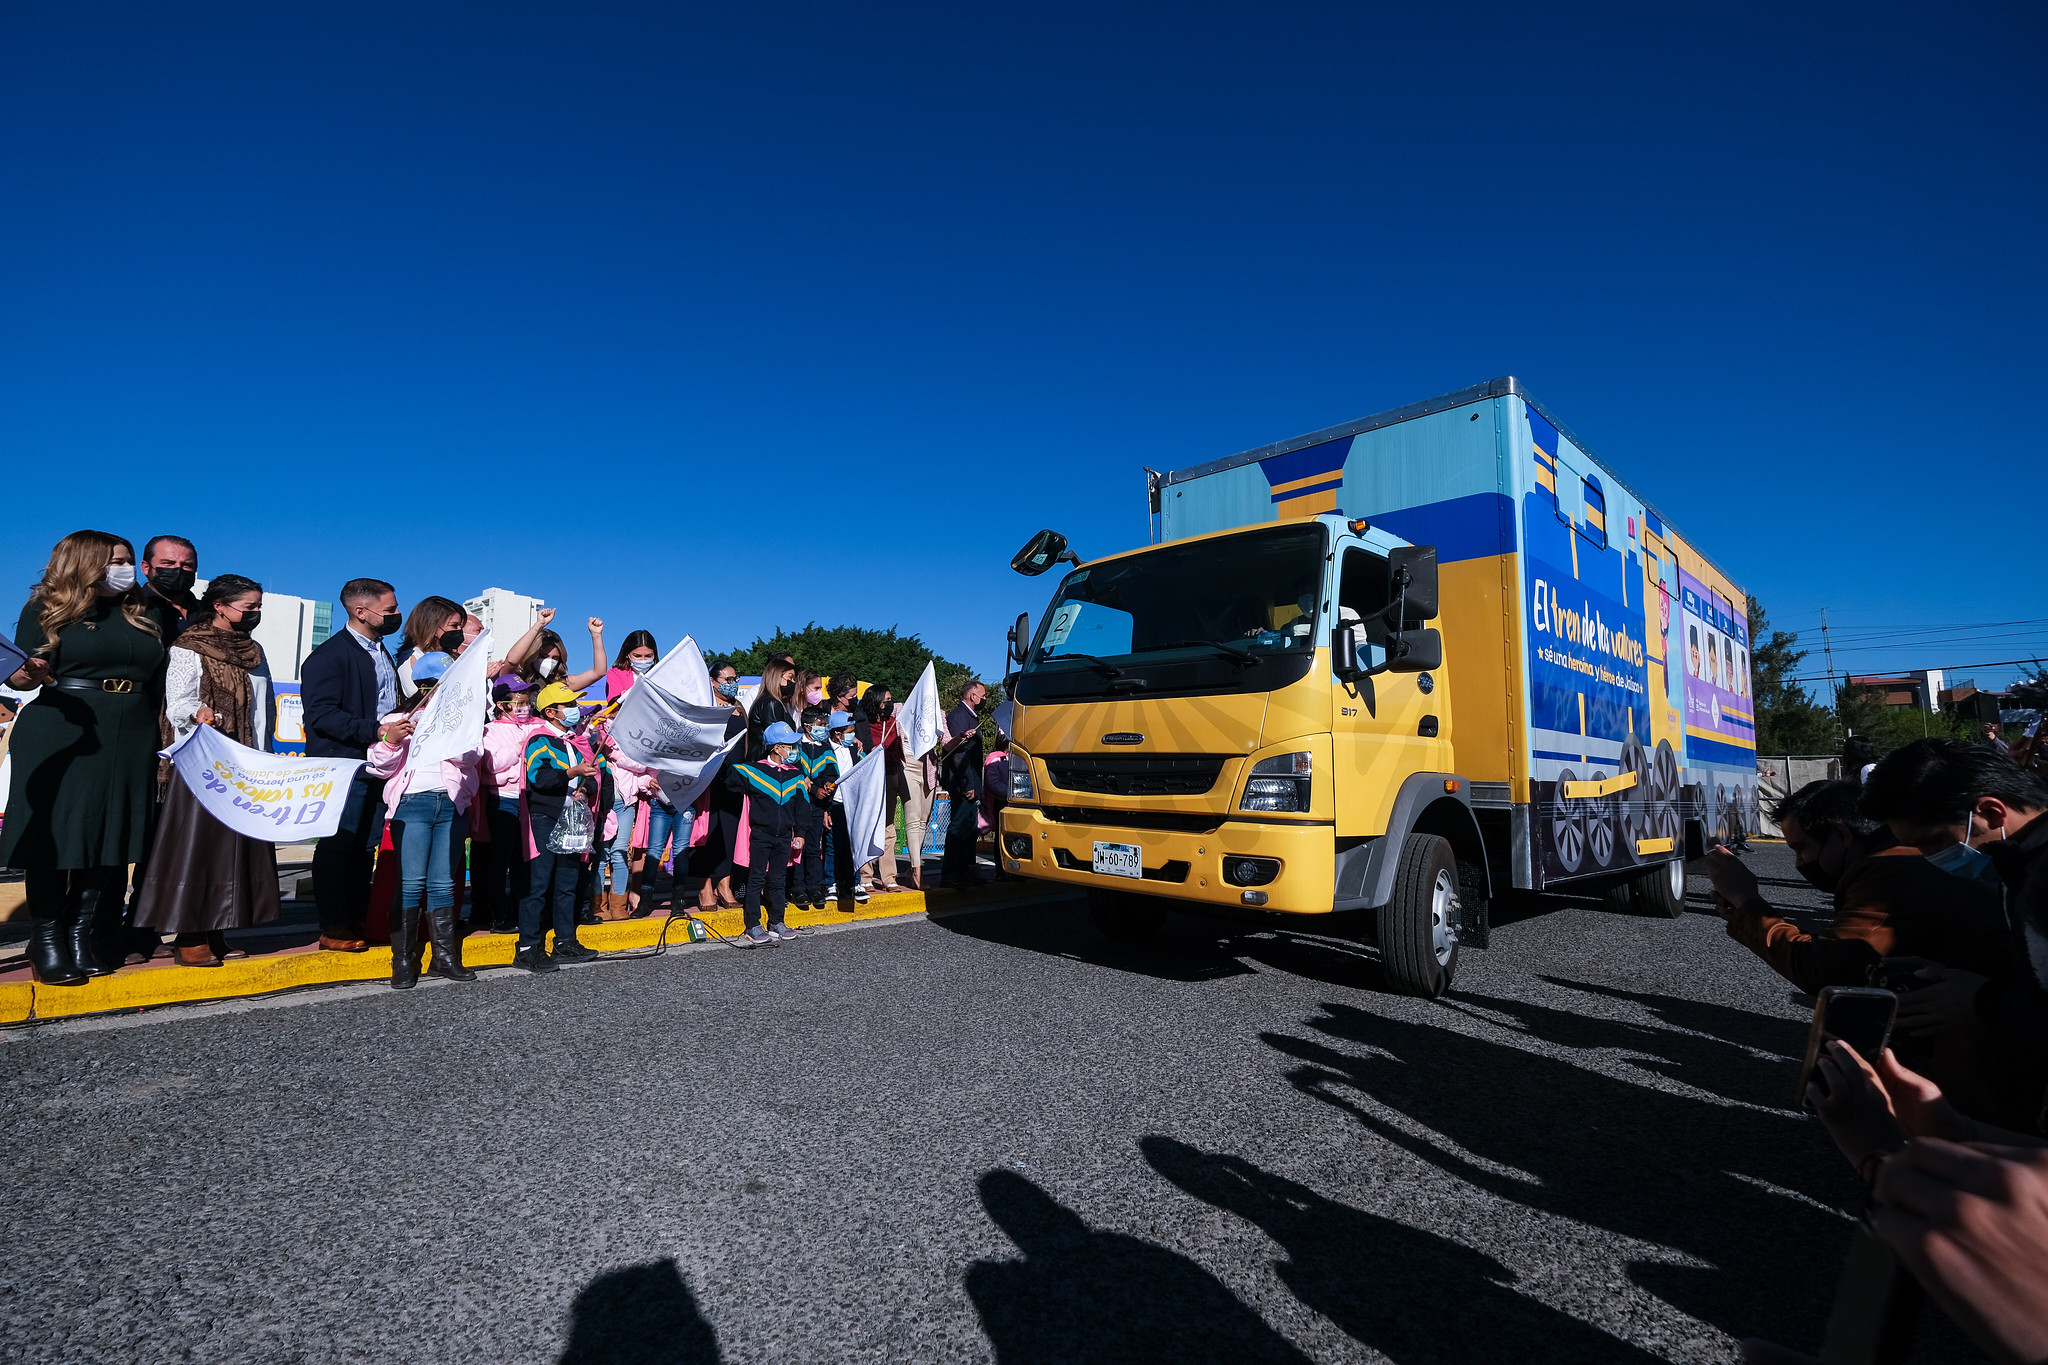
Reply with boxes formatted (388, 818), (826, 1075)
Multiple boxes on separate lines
(135, 575), (280, 967)
(1, 530), (166, 984)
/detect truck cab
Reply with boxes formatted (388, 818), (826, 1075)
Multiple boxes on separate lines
(997, 513), (1488, 996)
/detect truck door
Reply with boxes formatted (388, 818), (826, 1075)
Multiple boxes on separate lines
(1331, 544), (1446, 840)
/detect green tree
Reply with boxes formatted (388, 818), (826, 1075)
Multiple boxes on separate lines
(712, 622), (984, 700)
(1834, 682), (1976, 752)
(1748, 595), (1837, 754)
(2010, 663), (2048, 712)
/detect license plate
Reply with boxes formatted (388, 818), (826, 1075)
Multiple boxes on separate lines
(1093, 841), (1142, 879)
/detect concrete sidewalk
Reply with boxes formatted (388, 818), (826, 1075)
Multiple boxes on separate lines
(0, 878), (1048, 1025)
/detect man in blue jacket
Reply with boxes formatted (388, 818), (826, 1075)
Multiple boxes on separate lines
(301, 578), (411, 952)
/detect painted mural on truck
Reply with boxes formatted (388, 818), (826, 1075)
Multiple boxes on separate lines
(1521, 405), (1707, 882)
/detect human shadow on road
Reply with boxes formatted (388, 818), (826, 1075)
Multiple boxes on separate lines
(964, 1168), (1310, 1362)
(1439, 981), (1804, 1110)
(1267, 1000), (1855, 1351)
(559, 1258), (721, 1364)
(1139, 1135), (1662, 1364)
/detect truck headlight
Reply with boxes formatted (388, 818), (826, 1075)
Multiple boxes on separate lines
(1241, 751), (1311, 813)
(1009, 751), (1036, 801)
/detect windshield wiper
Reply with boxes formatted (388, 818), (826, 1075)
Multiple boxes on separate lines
(1132, 639), (1262, 668)
(1035, 651), (1124, 678)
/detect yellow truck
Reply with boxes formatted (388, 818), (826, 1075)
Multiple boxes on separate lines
(995, 377), (1759, 996)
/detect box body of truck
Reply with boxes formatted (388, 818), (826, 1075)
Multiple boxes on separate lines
(1146, 375), (1759, 888)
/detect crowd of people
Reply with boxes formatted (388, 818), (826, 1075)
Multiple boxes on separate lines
(1, 529), (1011, 986)
(1704, 735), (2048, 1363)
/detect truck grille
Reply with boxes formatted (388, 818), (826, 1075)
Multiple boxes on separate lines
(1039, 806), (1224, 834)
(1041, 754), (1227, 797)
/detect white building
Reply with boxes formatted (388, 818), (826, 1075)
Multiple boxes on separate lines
(464, 587), (547, 644)
(247, 591), (333, 684)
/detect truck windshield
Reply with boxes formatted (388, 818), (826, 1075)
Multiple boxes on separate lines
(1017, 523), (1326, 703)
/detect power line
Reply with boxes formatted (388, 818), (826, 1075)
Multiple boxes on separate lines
(1779, 656), (2048, 686)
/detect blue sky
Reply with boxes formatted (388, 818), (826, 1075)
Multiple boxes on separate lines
(3, 2), (2043, 693)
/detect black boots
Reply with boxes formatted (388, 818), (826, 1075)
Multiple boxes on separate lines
(25, 917), (85, 986)
(97, 881), (158, 967)
(68, 874), (118, 978)
(22, 872), (84, 985)
(390, 905), (422, 990)
(425, 908), (476, 983)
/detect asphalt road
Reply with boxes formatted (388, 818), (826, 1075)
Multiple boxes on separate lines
(0, 847), (1986, 1364)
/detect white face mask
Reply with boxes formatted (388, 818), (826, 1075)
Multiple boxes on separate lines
(630, 658), (654, 674)
(102, 563), (136, 593)
(538, 658), (558, 678)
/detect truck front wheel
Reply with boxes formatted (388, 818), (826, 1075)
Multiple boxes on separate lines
(1628, 859), (1687, 918)
(1378, 834), (1460, 998)
(1088, 888), (1169, 944)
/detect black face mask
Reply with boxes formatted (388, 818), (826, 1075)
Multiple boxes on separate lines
(229, 610), (261, 634)
(1795, 857), (1839, 895)
(375, 611), (402, 637)
(438, 629), (465, 653)
(151, 567), (195, 596)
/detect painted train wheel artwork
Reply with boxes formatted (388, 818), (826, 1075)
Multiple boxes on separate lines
(1617, 737), (1650, 864)
(1650, 740), (1682, 845)
(1551, 768), (1586, 874)
(1586, 771), (1617, 866)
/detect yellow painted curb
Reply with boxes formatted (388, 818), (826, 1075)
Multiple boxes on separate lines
(10, 882), (1049, 1023)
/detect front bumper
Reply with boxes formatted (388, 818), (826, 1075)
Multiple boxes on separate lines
(997, 805), (1335, 914)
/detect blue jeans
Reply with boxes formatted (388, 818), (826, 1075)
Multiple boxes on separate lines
(391, 789), (461, 913)
(647, 802), (691, 866)
(605, 799), (636, 890)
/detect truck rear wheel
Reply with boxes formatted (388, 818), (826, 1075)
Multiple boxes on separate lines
(1088, 888), (1168, 944)
(1378, 833), (1460, 998)
(1628, 859), (1687, 918)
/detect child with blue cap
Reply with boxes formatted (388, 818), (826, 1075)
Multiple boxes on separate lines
(723, 719), (810, 945)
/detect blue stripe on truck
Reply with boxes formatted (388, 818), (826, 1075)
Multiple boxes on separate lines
(1364, 491), (1515, 564)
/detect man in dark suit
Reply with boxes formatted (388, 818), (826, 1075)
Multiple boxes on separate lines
(302, 578), (411, 951)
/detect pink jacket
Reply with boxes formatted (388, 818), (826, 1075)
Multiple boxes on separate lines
(482, 718), (541, 801)
(366, 731), (482, 814)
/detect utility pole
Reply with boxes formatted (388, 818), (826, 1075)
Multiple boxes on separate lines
(1821, 607), (1843, 734)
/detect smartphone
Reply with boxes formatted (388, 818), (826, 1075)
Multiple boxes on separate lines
(1796, 986), (1898, 1109)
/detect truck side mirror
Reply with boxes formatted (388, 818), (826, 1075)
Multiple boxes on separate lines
(1387, 628), (1443, 673)
(1332, 624), (1361, 680)
(1011, 530), (1077, 577)
(1385, 545), (1439, 623)
(1008, 612), (1032, 665)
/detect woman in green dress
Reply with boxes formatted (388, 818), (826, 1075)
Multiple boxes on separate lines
(2, 530), (166, 984)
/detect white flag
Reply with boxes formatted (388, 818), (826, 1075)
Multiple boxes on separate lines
(641, 634), (714, 707)
(612, 665), (740, 812)
(407, 629), (493, 772)
(0, 629), (26, 690)
(836, 744), (891, 868)
(161, 724), (365, 840)
(897, 661), (941, 761)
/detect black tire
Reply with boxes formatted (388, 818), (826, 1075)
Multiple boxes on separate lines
(1377, 833), (1460, 997)
(1087, 888), (1168, 944)
(1628, 859), (1687, 918)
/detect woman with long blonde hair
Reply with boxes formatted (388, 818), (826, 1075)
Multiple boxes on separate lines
(1, 530), (167, 985)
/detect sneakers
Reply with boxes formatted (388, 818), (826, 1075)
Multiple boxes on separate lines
(768, 922), (802, 941)
(853, 886), (871, 904)
(810, 898), (829, 912)
(738, 925), (775, 948)
(515, 946), (558, 974)
(553, 937), (599, 964)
